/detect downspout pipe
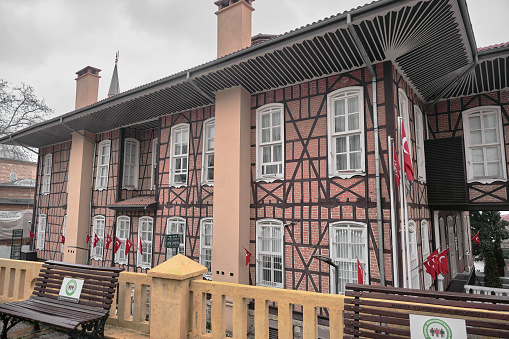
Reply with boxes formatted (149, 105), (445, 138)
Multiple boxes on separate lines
(186, 72), (215, 104)
(348, 14), (385, 286)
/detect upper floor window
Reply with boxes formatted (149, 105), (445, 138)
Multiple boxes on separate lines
(420, 220), (432, 290)
(408, 220), (420, 289)
(202, 118), (215, 185)
(123, 138), (140, 190)
(329, 222), (368, 294)
(170, 124), (189, 186)
(462, 106), (506, 183)
(138, 216), (153, 269)
(61, 215), (67, 254)
(327, 87), (364, 177)
(200, 218), (213, 279)
(256, 104), (284, 181)
(414, 106), (426, 183)
(256, 219), (284, 288)
(42, 154), (52, 194)
(166, 217), (186, 260)
(91, 215), (105, 261)
(151, 138), (158, 190)
(9, 172), (17, 182)
(115, 216), (131, 265)
(37, 214), (47, 250)
(96, 140), (111, 190)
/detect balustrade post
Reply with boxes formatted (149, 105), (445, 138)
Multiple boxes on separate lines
(147, 254), (207, 339)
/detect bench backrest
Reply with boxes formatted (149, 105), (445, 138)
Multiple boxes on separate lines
(344, 283), (509, 338)
(32, 260), (123, 312)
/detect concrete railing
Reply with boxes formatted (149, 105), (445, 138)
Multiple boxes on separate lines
(0, 258), (42, 303)
(464, 284), (509, 296)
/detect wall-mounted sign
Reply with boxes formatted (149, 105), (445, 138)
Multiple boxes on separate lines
(0, 211), (21, 220)
(165, 234), (181, 249)
(58, 277), (84, 303)
(410, 314), (467, 339)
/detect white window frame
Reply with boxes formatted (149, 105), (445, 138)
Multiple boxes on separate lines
(256, 104), (285, 181)
(256, 219), (284, 288)
(137, 216), (153, 269)
(123, 138), (140, 190)
(329, 222), (368, 294)
(408, 220), (420, 289)
(95, 140), (111, 190)
(166, 217), (186, 260)
(42, 154), (52, 194)
(37, 214), (47, 250)
(414, 106), (426, 183)
(199, 218), (213, 280)
(201, 118), (215, 186)
(91, 215), (105, 261)
(169, 124), (190, 187)
(151, 138), (158, 190)
(115, 216), (131, 265)
(420, 220), (432, 289)
(462, 106), (506, 183)
(327, 87), (365, 178)
(61, 215), (67, 253)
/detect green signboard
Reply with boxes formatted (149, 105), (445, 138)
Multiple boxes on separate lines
(165, 234), (181, 249)
(10, 229), (23, 260)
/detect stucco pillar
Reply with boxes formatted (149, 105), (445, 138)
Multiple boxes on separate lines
(213, 86), (251, 285)
(147, 254), (207, 339)
(64, 131), (95, 264)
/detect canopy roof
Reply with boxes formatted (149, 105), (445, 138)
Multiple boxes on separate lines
(1, 0), (506, 149)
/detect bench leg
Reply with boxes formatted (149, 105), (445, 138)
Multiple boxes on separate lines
(0, 315), (21, 339)
(32, 321), (41, 333)
(69, 317), (107, 338)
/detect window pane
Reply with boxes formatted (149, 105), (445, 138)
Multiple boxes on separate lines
(469, 116), (481, 130)
(486, 147), (500, 161)
(262, 147), (271, 163)
(472, 148), (484, 162)
(335, 116), (345, 133)
(349, 135), (360, 152)
(485, 128), (498, 143)
(334, 99), (345, 116)
(348, 96), (358, 113)
(483, 113), (497, 128)
(262, 129), (270, 143)
(272, 126), (281, 141)
(336, 154), (347, 170)
(470, 131), (482, 145)
(336, 137), (346, 153)
(473, 163), (485, 177)
(348, 113), (359, 130)
(272, 111), (281, 126)
(487, 162), (500, 177)
(350, 152), (361, 170)
(262, 114), (270, 128)
(273, 145), (282, 162)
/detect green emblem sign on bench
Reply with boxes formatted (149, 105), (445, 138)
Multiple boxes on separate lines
(165, 234), (181, 249)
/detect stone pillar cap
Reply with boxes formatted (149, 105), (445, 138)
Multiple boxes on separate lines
(147, 254), (207, 280)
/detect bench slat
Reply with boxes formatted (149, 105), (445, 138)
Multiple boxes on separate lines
(43, 260), (123, 273)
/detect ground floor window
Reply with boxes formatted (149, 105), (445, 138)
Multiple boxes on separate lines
(256, 219), (284, 288)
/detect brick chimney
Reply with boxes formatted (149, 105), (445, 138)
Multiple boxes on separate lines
(215, 0), (254, 58)
(75, 66), (101, 110)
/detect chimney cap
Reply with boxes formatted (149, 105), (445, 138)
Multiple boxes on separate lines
(75, 66), (102, 78)
(214, 0), (253, 11)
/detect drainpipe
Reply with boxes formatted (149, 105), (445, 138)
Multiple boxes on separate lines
(388, 136), (399, 287)
(348, 13), (385, 286)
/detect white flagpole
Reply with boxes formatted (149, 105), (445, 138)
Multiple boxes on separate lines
(388, 136), (399, 288)
(398, 117), (407, 288)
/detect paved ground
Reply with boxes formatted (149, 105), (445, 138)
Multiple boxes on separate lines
(0, 323), (148, 339)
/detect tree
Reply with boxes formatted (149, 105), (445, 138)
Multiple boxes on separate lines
(0, 79), (52, 160)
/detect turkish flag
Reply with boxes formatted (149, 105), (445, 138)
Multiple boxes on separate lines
(93, 233), (99, 248)
(401, 124), (414, 182)
(29, 230), (35, 239)
(86, 233), (90, 244)
(139, 237), (143, 255)
(125, 238), (133, 256)
(394, 146), (401, 187)
(114, 237), (121, 254)
(423, 259), (435, 279)
(429, 249), (440, 275)
(472, 231), (481, 247)
(105, 234), (112, 249)
(438, 249), (449, 274)
(244, 247), (251, 266)
(61, 234), (65, 245)
(357, 259), (364, 284)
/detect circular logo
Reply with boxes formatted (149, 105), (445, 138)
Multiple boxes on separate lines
(423, 318), (452, 339)
(65, 279), (77, 296)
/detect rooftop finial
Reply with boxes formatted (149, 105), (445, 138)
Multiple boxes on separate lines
(108, 52), (120, 98)
(115, 51), (119, 65)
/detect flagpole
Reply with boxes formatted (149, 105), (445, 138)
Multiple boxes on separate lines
(398, 117), (407, 288)
(400, 117), (413, 289)
(388, 136), (399, 288)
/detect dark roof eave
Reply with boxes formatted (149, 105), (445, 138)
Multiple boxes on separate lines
(478, 44), (509, 61)
(106, 202), (157, 211)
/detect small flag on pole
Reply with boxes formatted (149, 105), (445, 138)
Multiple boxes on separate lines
(114, 237), (121, 254)
(438, 249), (449, 274)
(357, 258), (364, 284)
(139, 237), (143, 255)
(93, 233), (99, 248)
(429, 249), (440, 275)
(243, 247), (252, 266)
(423, 259), (435, 279)
(86, 233), (90, 244)
(61, 234), (65, 245)
(125, 238), (133, 256)
(394, 146), (401, 187)
(472, 231), (481, 247)
(105, 234), (112, 249)
(401, 124), (414, 182)
(29, 230), (35, 239)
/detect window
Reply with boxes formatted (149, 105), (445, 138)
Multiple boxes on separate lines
(421, 220), (432, 289)
(199, 218), (213, 279)
(61, 215), (67, 253)
(151, 138), (158, 190)
(91, 215), (105, 260)
(37, 214), (47, 250)
(256, 104), (284, 180)
(138, 217), (153, 269)
(408, 220), (420, 289)
(456, 216), (463, 261)
(462, 106), (506, 183)
(42, 154), (52, 194)
(115, 216), (131, 265)
(170, 124), (189, 186)
(329, 222), (368, 294)
(123, 138), (140, 189)
(166, 217), (186, 260)
(96, 140), (111, 190)
(256, 219), (284, 288)
(414, 106), (426, 183)
(9, 172), (17, 182)
(327, 87), (364, 177)
(201, 118), (215, 185)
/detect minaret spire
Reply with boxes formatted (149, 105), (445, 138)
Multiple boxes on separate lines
(108, 51), (120, 97)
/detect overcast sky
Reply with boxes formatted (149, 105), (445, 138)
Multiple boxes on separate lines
(1, 0), (508, 118)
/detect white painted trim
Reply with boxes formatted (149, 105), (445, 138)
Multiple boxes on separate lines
(414, 106), (426, 183)
(122, 138), (140, 190)
(256, 103), (285, 182)
(169, 123), (190, 187)
(115, 216), (131, 265)
(201, 118), (215, 186)
(166, 217), (186, 260)
(137, 216), (153, 269)
(95, 140), (111, 190)
(37, 214), (47, 250)
(199, 218), (213, 279)
(255, 219), (285, 289)
(91, 215), (105, 261)
(151, 138), (158, 190)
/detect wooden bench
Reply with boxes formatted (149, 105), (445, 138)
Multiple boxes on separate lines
(0, 260), (123, 338)
(344, 283), (509, 338)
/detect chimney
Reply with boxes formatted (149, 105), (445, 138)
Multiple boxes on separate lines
(215, 0), (254, 58)
(75, 66), (101, 110)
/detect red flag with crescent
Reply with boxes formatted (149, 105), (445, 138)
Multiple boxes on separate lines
(125, 238), (133, 256)
(401, 124), (414, 182)
(93, 233), (99, 248)
(29, 230), (35, 238)
(61, 234), (65, 245)
(114, 237), (121, 254)
(86, 233), (90, 244)
(438, 249), (449, 274)
(394, 146), (401, 187)
(472, 231), (481, 247)
(244, 247), (251, 266)
(139, 237), (143, 255)
(357, 259), (364, 284)
(105, 234), (112, 249)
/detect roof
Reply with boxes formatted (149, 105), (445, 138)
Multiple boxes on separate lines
(106, 196), (157, 211)
(478, 41), (509, 53)
(0, 198), (34, 206)
(3, 0), (506, 149)
(0, 179), (36, 188)
(108, 63), (120, 97)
